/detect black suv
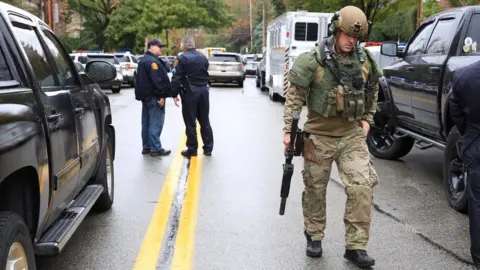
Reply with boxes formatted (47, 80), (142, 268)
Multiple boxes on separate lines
(0, 3), (117, 268)
(368, 5), (480, 214)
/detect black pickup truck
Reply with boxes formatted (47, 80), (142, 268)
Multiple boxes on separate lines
(0, 3), (117, 269)
(367, 5), (480, 214)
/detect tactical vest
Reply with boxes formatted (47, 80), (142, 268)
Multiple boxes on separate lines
(307, 38), (368, 122)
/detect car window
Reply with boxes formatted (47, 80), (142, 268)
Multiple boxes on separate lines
(78, 56), (87, 64)
(42, 30), (80, 87)
(11, 24), (57, 88)
(132, 56), (138, 63)
(462, 14), (480, 55)
(86, 55), (119, 64)
(426, 18), (456, 55)
(209, 55), (239, 62)
(406, 21), (435, 56)
(115, 55), (129, 62)
(0, 46), (13, 82)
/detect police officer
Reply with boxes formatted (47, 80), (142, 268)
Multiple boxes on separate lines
(283, 6), (381, 268)
(171, 36), (214, 157)
(135, 38), (173, 157)
(450, 60), (480, 268)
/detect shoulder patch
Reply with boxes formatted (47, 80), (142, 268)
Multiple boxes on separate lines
(173, 59), (179, 67)
(151, 62), (158, 70)
(288, 70), (298, 80)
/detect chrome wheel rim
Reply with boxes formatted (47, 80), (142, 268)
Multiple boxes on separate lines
(106, 147), (113, 198)
(6, 242), (28, 270)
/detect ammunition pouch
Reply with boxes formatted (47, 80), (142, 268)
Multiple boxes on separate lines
(342, 89), (365, 121)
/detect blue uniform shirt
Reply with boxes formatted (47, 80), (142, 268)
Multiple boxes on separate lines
(171, 49), (209, 98)
(135, 51), (171, 101)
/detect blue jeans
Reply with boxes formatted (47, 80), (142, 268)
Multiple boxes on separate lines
(141, 98), (165, 152)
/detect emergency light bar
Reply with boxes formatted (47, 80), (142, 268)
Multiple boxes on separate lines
(72, 50), (103, 53)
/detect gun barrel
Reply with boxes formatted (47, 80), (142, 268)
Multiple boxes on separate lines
(279, 198), (286, 215)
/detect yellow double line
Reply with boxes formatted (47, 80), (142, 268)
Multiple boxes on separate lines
(132, 130), (203, 270)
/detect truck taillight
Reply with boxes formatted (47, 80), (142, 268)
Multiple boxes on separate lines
(285, 64), (289, 71)
(238, 64), (243, 71)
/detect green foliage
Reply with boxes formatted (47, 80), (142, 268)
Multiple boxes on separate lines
(421, 0), (442, 21)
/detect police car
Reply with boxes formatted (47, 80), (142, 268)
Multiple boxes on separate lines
(114, 51), (138, 87)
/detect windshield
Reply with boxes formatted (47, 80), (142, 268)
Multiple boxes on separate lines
(115, 55), (130, 62)
(87, 55), (119, 64)
(209, 55), (239, 62)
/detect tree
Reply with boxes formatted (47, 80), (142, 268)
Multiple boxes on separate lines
(105, 0), (236, 52)
(64, 0), (120, 49)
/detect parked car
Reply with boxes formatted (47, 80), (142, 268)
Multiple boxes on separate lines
(208, 52), (245, 87)
(0, 3), (117, 269)
(367, 5), (480, 213)
(115, 52), (138, 87)
(70, 53), (123, 93)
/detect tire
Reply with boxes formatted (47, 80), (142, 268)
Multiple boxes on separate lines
(239, 81), (244, 88)
(0, 212), (36, 270)
(444, 126), (468, 213)
(92, 130), (115, 212)
(112, 87), (121, 94)
(366, 112), (415, 160)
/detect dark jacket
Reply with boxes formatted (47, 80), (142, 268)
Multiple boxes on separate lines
(171, 49), (209, 98)
(450, 60), (480, 150)
(135, 51), (171, 101)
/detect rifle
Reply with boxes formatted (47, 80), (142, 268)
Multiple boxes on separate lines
(279, 111), (303, 215)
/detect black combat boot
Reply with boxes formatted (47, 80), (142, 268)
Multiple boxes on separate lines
(344, 249), (375, 269)
(304, 231), (322, 258)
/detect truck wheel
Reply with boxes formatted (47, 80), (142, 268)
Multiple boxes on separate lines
(366, 114), (415, 160)
(0, 212), (36, 270)
(92, 130), (114, 212)
(444, 126), (468, 213)
(112, 87), (121, 94)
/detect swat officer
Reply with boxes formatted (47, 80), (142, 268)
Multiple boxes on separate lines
(135, 38), (172, 157)
(171, 36), (214, 157)
(283, 6), (381, 269)
(450, 60), (480, 268)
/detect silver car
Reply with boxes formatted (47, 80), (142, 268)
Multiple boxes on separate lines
(208, 52), (246, 87)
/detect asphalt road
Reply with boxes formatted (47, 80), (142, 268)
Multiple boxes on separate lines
(36, 77), (476, 270)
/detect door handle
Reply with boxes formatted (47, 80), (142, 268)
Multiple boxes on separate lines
(47, 113), (61, 123)
(75, 107), (86, 115)
(429, 67), (440, 73)
(405, 67), (415, 72)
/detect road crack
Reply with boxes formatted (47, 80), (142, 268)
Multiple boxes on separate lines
(329, 177), (474, 266)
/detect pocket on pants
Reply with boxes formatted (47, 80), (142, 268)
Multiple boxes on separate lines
(368, 160), (379, 187)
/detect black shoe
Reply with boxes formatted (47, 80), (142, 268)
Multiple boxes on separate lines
(204, 151), (212, 156)
(142, 148), (150, 154)
(305, 232), (322, 258)
(181, 150), (197, 157)
(150, 149), (171, 157)
(344, 249), (375, 269)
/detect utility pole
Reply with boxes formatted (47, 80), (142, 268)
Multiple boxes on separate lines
(249, 0), (253, 52)
(416, 0), (423, 29)
(262, 0), (266, 51)
(43, 0), (55, 31)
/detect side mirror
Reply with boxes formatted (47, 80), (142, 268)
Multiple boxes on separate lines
(381, 42), (398, 57)
(85, 60), (117, 83)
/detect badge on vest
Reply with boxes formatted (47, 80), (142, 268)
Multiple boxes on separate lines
(151, 63), (158, 70)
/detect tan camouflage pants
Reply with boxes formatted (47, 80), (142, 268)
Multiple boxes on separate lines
(302, 127), (378, 250)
